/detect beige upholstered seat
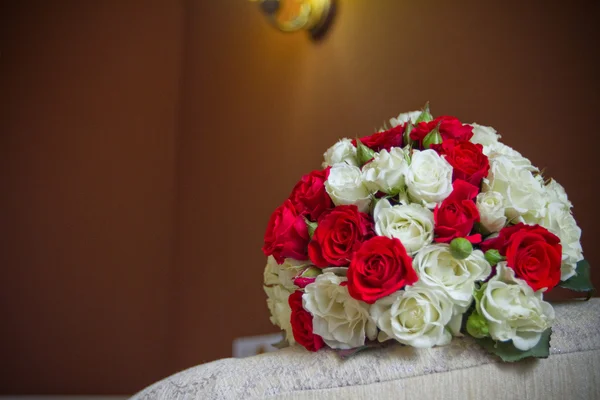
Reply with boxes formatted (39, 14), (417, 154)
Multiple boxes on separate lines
(132, 299), (600, 399)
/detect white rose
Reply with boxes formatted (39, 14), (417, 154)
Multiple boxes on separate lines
(303, 273), (377, 349)
(487, 142), (537, 171)
(545, 179), (572, 209)
(322, 138), (358, 168)
(362, 147), (409, 194)
(325, 163), (372, 212)
(263, 256), (315, 344)
(539, 203), (583, 281)
(389, 110), (421, 127)
(371, 285), (454, 348)
(470, 123), (501, 150)
(373, 198), (434, 256)
(263, 256), (283, 287)
(476, 262), (555, 351)
(264, 256), (312, 290)
(264, 284), (295, 344)
(483, 155), (546, 223)
(406, 149), (453, 208)
(476, 191), (507, 233)
(413, 244), (491, 312)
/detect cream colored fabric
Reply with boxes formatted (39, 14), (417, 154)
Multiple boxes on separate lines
(274, 350), (600, 400)
(132, 300), (600, 400)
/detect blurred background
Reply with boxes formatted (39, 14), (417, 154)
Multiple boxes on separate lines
(2, 0), (599, 396)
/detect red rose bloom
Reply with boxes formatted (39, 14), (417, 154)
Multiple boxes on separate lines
(436, 139), (490, 187)
(481, 223), (562, 291)
(288, 291), (325, 352)
(262, 199), (310, 264)
(289, 168), (334, 221)
(308, 205), (374, 268)
(410, 116), (473, 148)
(434, 180), (482, 244)
(347, 236), (418, 304)
(352, 125), (404, 152)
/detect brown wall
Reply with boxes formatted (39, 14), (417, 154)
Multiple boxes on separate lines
(2, 0), (599, 395)
(1, 0), (184, 394)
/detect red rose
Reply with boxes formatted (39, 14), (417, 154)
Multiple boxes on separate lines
(293, 276), (316, 288)
(410, 116), (473, 148)
(289, 168), (334, 221)
(308, 205), (374, 267)
(347, 236), (418, 304)
(288, 291), (325, 352)
(436, 139), (490, 187)
(481, 223), (562, 291)
(262, 199), (310, 264)
(352, 125), (404, 152)
(434, 180), (482, 244)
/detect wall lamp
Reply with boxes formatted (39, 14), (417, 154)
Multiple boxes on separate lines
(250, 0), (336, 40)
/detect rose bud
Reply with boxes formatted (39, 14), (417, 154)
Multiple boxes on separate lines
(466, 312), (489, 339)
(450, 237), (473, 260)
(484, 249), (504, 266)
(422, 123), (443, 149)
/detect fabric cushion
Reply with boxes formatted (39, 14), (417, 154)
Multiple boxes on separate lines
(132, 299), (600, 400)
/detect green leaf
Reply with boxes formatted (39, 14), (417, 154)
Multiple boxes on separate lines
(403, 121), (414, 147)
(422, 122), (443, 149)
(301, 266), (322, 278)
(305, 218), (318, 239)
(334, 341), (388, 360)
(369, 194), (395, 216)
(559, 259), (595, 299)
(271, 336), (290, 349)
(369, 196), (380, 216)
(356, 138), (376, 166)
(475, 328), (551, 362)
(473, 282), (485, 305)
(415, 101), (433, 123)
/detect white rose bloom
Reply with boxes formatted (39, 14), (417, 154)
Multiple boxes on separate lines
(373, 198), (434, 256)
(282, 259), (313, 284)
(303, 273), (377, 349)
(545, 179), (573, 209)
(264, 256), (283, 287)
(470, 123), (501, 151)
(362, 147), (409, 194)
(263, 256), (311, 290)
(531, 179), (581, 280)
(325, 163), (372, 212)
(264, 284), (295, 345)
(477, 262), (555, 351)
(413, 244), (491, 312)
(263, 256), (314, 344)
(389, 110), (421, 127)
(539, 203), (583, 281)
(476, 191), (507, 233)
(406, 149), (453, 208)
(371, 285), (454, 348)
(483, 155), (546, 223)
(487, 142), (537, 171)
(322, 138), (359, 168)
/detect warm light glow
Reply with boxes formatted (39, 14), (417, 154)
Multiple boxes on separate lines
(250, 0), (334, 37)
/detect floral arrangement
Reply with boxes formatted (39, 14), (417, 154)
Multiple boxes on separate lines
(262, 104), (593, 361)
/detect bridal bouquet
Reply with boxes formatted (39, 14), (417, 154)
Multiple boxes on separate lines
(262, 104), (593, 361)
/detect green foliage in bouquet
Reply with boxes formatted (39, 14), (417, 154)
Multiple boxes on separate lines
(559, 260), (595, 299)
(474, 329), (552, 362)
